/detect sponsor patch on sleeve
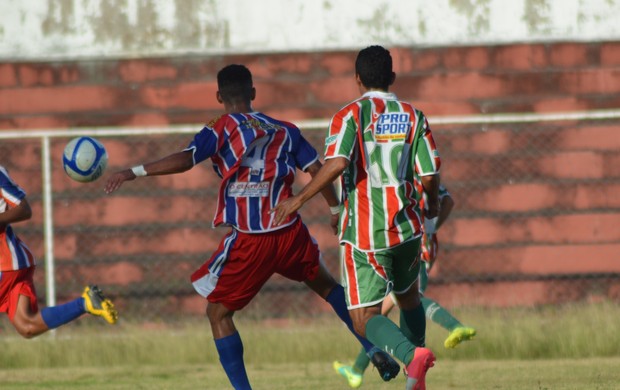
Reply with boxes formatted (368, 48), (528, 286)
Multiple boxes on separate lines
(325, 134), (338, 145)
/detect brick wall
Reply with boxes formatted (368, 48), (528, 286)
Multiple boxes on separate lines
(1, 41), (619, 314)
(2, 42), (620, 129)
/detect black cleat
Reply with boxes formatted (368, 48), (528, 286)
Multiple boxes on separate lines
(369, 347), (401, 382)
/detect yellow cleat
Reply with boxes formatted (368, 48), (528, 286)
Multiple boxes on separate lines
(82, 285), (118, 325)
(444, 326), (476, 349)
(333, 361), (363, 388)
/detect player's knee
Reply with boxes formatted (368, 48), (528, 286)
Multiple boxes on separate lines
(13, 318), (39, 339)
(206, 302), (232, 323)
(395, 289), (421, 310)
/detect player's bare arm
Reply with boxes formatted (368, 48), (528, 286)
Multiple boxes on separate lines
(420, 174), (441, 234)
(435, 193), (454, 231)
(305, 160), (341, 234)
(272, 156), (348, 225)
(0, 197), (32, 229)
(104, 150), (194, 194)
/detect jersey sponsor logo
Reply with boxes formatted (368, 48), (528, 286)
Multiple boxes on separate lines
(242, 118), (279, 131)
(227, 181), (270, 197)
(375, 113), (410, 142)
(325, 134), (338, 145)
(205, 116), (221, 127)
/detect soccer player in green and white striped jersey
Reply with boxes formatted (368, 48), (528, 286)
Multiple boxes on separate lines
(273, 45), (439, 390)
(333, 184), (477, 388)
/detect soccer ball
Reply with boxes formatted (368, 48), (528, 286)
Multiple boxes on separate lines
(62, 136), (108, 183)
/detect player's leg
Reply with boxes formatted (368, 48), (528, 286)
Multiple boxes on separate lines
(305, 261), (399, 385)
(207, 302), (252, 390)
(333, 294), (398, 385)
(278, 221), (399, 384)
(390, 286), (436, 390)
(304, 260), (375, 351)
(419, 260), (476, 348)
(422, 296), (477, 348)
(345, 239), (434, 389)
(11, 294), (50, 338)
(396, 283), (426, 347)
(6, 268), (116, 338)
(191, 229), (277, 390)
(12, 287), (117, 338)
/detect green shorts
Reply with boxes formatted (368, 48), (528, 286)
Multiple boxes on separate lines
(341, 237), (421, 309)
(419, 261), (428, 294)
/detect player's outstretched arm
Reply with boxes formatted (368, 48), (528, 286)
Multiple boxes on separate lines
(305, 160), (341, 234)
(0, 197), (32, 229)
(104, 151), (194, 194)
(272, 157), (347, 226)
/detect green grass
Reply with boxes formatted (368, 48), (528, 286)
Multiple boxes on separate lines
(1, 359), (619, 389)
(0, 301), (619, 389)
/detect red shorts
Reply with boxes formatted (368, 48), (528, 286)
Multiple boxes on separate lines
(0, 267), (39, 321)
(191, 218), (320, 311)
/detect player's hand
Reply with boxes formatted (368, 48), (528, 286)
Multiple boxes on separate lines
(423, 216), (438, 235)
(104, 169), (136, 194)
(329, 213), (338, 235)
(271, 196), (303, 225)
(421, 233), (438, 270)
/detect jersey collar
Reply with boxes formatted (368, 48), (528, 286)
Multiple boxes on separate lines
(361, 91), (397, 100)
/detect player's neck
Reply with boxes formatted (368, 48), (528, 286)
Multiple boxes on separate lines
(224, 102), (253, 114)
(359, 85), (389, 95)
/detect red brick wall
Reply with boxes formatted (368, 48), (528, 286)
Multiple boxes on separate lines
(2, 41), (620, 130)
(2, 41), (619, 313)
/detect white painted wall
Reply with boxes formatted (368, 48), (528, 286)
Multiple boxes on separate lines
(1, 0), (619, 60)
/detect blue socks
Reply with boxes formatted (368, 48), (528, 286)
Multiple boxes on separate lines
(214, 332), (252, 390)
(326, 284), (374, 353)
(40, 297), (86, 329)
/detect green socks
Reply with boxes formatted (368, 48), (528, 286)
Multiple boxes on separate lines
(353, 346), (371, 374)
(365, 315), (415, 365)
(421, 296), (462, 331)
(400, 303), (427, 347)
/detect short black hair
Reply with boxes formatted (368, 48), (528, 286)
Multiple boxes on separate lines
(217, 64), (253, 102)
(355, 45), (393, 89)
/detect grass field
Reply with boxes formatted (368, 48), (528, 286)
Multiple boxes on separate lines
(1, 302), (620, 389)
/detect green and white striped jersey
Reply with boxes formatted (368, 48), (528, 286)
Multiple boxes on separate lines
(325, 91), (441, 251)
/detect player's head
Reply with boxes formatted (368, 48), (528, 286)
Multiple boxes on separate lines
(355, 45), (395, 90)
(217, 64), (255, 104)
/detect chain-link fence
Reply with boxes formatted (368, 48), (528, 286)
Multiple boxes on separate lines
(1, 111), (619, 323)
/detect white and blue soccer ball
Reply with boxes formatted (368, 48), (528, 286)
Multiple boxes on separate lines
(62, 136), (108, 183)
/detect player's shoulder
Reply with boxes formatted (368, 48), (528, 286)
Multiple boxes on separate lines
(0, 165), (10, 179)
(204, 114), (233, 128)
(332, 96), (366, 119)
(252, 113), (301, 136)
(273, 118), (298, 130)
(398, 100), (425, 116)
(0, 165), (18, 188)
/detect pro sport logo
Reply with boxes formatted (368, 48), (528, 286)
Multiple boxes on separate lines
(374, 113), (410, 142)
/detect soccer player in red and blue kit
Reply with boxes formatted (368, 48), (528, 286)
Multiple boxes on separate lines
(104, 64), (399, 389)
(0, 165), (117, 338)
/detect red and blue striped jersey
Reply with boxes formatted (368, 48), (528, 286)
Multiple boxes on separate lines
(0, 166), (35, 271)
(185, 112), (319, 233)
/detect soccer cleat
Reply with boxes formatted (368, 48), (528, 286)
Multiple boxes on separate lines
(405, 347), (435, 390)
(369, 347), (401, 382)
(82, 285), (118, 325)
(333, 361), (363, 388)
(444, 326), (477, 349)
